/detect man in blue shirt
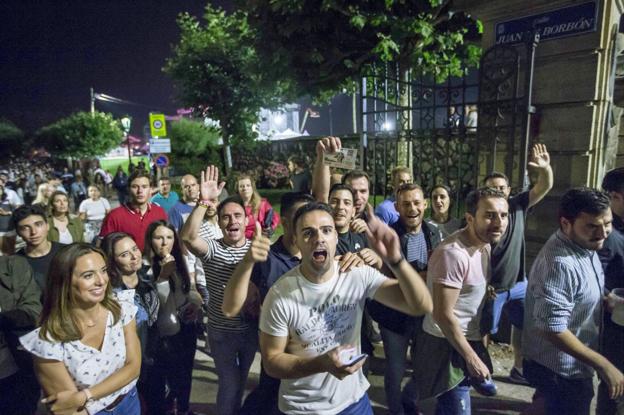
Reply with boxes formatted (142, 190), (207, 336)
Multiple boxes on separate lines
(169, 175), (199, 232)
(375, 166), (413, 225)
(150, 176), (179, 213)
(523, 187), (624, 414)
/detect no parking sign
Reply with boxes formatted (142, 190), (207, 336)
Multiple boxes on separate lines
(154, 154), (169, 168)
(149, 113), (167, 137)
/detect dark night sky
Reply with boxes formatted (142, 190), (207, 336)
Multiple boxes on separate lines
(0, 1), (219, 135)
(0, 0), (348, 138)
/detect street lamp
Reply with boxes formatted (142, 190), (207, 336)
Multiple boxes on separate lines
(121, 116), (132, 165)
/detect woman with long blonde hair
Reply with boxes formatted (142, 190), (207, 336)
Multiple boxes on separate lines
(235, 173), (280, 239)
(20, 243), (141, 414)
(33, 182), (54, 206)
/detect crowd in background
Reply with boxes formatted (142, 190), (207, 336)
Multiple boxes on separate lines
(0, 139), (623, 415)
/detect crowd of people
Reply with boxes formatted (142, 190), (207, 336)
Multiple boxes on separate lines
(0, 137), (622, 415)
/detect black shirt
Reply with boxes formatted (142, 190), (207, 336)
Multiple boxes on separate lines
(336, 231), (368, 255)
(490, 191), (530, 291)
(16, 242), (63, 291)
(290, 170), (312, 194)
(251, 236), (301, 301)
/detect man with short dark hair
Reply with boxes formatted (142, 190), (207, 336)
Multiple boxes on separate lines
(259, 202), (432, 414)
(181, 166), (256, 415)
(151, 176), (179, 213)
(99, 170), (167, 251)
(375, 166), (413, 225)
(13, 205), (62, 290)
(369, 182), (442, 414)
(224, 191), (314, 415)
(482, 143), (553, 384)
(412, 187), (508, 412)
(523, 187), (624, 414)
(598, 167), (624, 414)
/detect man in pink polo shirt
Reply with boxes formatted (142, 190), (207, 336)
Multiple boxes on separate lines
(99, 170), (167, 251)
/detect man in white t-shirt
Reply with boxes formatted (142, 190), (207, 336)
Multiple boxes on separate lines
(411, 187), (509, 413)
(259, 202), (433, 415)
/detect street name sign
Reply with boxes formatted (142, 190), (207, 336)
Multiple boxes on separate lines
(495, 2), (597, 45)
(149, 138), (171, 153)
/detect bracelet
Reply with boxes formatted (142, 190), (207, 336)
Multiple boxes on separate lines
(197, 200), (212, 209)
(82, 388), (94, 407)
(388, 255), (405, 268)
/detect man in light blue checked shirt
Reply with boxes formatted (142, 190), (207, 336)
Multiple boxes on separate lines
(523, 187), (624, 414)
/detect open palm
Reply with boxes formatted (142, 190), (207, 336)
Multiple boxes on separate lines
(200, 165), (225, 201)
(528, 143), (550, 169)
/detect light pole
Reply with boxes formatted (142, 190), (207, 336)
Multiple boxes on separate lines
(121, 116), (132, 166)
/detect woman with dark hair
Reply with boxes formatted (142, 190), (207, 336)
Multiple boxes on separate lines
(143, 220), (202, 415)
(20, 243), (141, 414)
(236, 173), (280, 239)
(47, 190), (84, 244)
(426, 184), (463, 239)
(101, 232), (159, 352)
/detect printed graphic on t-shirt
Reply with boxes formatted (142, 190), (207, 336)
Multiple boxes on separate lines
(295, 294), (358, 355)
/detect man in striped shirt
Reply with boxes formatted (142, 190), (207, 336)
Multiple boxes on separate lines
(523, 187), (624, 414)
(181, 165), (255, 415)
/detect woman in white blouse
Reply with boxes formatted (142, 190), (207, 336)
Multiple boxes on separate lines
(79, 185), (111, 243)
(20, 243), (141, 415)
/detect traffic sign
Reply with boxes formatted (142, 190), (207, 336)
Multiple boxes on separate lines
(154, 154), (169, 168)
(149, 113), (167, 137)
(149, 138), (171, 153)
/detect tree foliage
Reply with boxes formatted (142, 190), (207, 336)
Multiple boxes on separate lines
(164, 5), (289, 149)
(0, 119), (26, 155)
(244, 0), (483, 100)
(168, 118), (223, 174)
(36, 111), (124, 158)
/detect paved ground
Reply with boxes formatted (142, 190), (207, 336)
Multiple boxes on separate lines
(187, 340), (546, 415)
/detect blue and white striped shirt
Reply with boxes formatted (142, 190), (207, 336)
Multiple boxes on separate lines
(523, 230), (604, 378)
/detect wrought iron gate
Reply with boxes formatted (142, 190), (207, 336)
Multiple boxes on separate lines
(358, 35), (538, 214)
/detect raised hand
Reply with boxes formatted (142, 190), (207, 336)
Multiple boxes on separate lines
(316, 136), (342, 159)
(245, 222), (271, 264)
(200, 165), (225, 202)
(528, 143), (550, 169)
(363, 204), (402, 265)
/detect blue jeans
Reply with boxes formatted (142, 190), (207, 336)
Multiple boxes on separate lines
(524, 359), (594, 415)
(96, 387), (140, 415)
(379, 325), (419, 414)
(209, 327), (259, 415)
(338, 393), (374, 415)
(436, 382), (471, 415)
(481, 280), (526, 334)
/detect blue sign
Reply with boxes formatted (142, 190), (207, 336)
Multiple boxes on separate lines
(155, 154), (169, 168)
(495, 2), (597, 45)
